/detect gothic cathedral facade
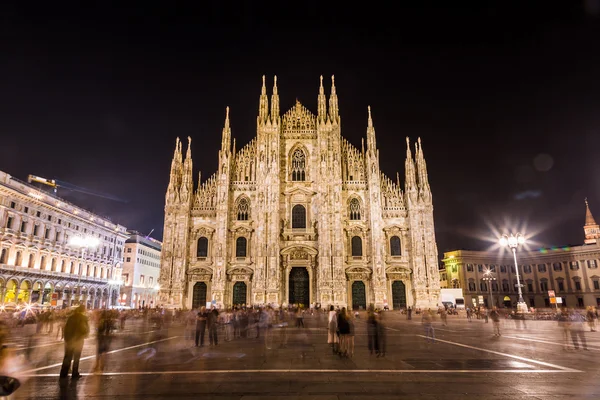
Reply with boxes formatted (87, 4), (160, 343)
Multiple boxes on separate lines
(158, 76), (440, 310)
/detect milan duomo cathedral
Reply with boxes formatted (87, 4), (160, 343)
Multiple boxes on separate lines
(158, 76), (440, 310)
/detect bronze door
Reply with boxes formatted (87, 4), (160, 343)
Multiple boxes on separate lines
(289, 267), (309, 306)
(392, 280), (406, 309)
(232, 281), (247, 306)
(351, 281), (367, 310)
(192, 282), (207, 309)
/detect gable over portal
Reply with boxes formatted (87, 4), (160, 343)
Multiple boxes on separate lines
(282, 100), (316, 138)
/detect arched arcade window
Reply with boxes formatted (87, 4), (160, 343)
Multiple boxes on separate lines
(390, 236), (401, 256)
(237, 198), (250, 221)
(292, 205), (306, 229)
(291, 149), (306, 181)
(349, 198), (361, 220)
(351, 236), (363, 257)
(236, 237), (247, 258)
(197, 237), (208, 258)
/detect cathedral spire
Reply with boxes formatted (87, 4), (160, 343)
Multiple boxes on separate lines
(404, 137), (417, 192)
(415, 137), (431, 196)
(328, 75), (339, 123)
(270, 75), (279, 121)
(168, 137), (182, 193)
(318, 75), (327, 121)
(258, 75), (269, 122)
(366, 105), (376, 152)
(221, 106), (231, 152)
(584, 198), (600, 244)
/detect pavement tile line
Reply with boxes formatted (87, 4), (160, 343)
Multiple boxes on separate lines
(503, 335), (600, 351)
(20, 335), (181, 374)
(23, 369), (578, 377)
(415, 335), (583, 373)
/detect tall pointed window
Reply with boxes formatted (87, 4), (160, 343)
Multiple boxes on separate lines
(349, 198), (361, 220)
(351, 236), (363, 257)
(291, 149), (306, 181)
(197, 237), (208, 258)
(292, 205), (306, 229)
(237, 197), (250, 221)
(390, 236), (401, 256)
(236, 237), (247, 258)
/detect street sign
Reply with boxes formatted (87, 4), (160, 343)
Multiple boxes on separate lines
(556, 297), (563, 304)
(550, 297), (556, 304)
(548, 290), (555, 298)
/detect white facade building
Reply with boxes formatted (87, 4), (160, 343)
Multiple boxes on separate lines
(121, 232), (162, 308)
(0, 170), (128, 309)
(441, 200), (600, 309)
(158, 76), (441, 310)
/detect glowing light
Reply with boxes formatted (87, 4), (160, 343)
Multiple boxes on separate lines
(69, 236), (100, 248)
(499, 237), (508, 247)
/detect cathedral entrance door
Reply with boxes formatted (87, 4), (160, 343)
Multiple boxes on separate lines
(232, 281), (247, 306)
(351, 281), (367, 310)
(392, 281), (406, 309)
(192, 282), (207, 309)
(288, 267), (309, 307)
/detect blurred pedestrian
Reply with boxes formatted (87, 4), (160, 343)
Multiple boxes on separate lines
(59, 305), (89, 379)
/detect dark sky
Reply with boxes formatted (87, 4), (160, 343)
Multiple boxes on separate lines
(2, 2), (600, 253)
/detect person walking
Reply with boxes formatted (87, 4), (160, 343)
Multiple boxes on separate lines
(366, 307), (379, 356)
(59, 305), (90, 379)
(490, 307), (501, 336)
(195, 307), (208, 347)
(208, 307), (219, 345)
(327, 306), (338, 354)
(422, 308), (435, 344)
(93, 310), (114, 373)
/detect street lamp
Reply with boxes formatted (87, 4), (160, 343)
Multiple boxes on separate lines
(482, 269), (496, 308)
(500, 233), (528, 313)
(69, 235), (100, 306)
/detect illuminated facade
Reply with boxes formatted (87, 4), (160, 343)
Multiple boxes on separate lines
(0, 170), (128, 309)
(121, 232), (162, 308)
(441, 200), (600, 309)
(159, 76), (440, 310)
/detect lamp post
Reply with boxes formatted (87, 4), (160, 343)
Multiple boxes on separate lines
(500, 233), (528, 313)
(69, 235), (100, 306)
(482, 269), (496, 308)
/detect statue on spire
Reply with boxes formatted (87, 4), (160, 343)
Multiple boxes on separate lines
(328, 75), (339, 123)
(318, 75), (327, 121)
(270, 75), (279, 120)
(258, 75), (269, 122)
(584, 198), (600, 244)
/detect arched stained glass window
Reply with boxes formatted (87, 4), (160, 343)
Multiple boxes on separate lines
(351, 236), (362, 257)
(237, 197), (250, 221)
(236, 237), (247, 257)
(390, 236), (401, 256)
(197, 237), (208, 257)
(292, 205), (306, 229)
(291, 149), (306, 181)
(349, 198), (361, 220)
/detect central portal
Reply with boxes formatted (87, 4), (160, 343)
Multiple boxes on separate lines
(288, 267), (309, 306)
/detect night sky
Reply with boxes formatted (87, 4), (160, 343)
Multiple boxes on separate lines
(2, 2), (600, 253)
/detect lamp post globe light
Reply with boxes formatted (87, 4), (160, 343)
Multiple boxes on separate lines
(482, 269), (496, 308)
(500, 233), (528, 313)
(68, 235), (100, 307)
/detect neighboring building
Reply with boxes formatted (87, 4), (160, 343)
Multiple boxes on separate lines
(159, 76), (440, 310)
(441, 200), (600, 309)
(120, 231), (162, 308)
(0, 171), (128, 309)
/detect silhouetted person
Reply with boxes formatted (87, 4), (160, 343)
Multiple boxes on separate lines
(367, 308), (379, 355)
(208, 307), (218, 345)
(59, 305), (89, 379)
(195, 307), (208, 347)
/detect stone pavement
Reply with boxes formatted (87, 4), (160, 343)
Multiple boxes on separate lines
(6, 312), (600, 399)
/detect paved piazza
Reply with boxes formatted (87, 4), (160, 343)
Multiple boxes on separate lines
(7, 312), (600, 399)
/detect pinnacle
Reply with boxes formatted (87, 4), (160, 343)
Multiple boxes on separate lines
(585, 198), (597, 226)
